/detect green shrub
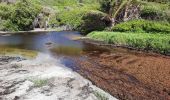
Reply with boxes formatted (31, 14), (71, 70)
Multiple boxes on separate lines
(99, 0), (112, 14)
(57, 8), (106, 34)
(33, 0), (99, 6)
(112, 20), (170, 34)
(88, 32), (170, 55)
(142, 0), (170, 4)
(0, 3), (13, 20)
(57, 8), (88, 29)
(0, 0), (41, 31)
(140, 1), (170, 22)
(79, 10), (107, 35)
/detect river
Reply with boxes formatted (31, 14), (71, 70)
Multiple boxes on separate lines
(0, 31), (170, 100)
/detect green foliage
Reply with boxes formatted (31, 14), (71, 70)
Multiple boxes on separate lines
(29, 77), (48, 87)
(0, 3), (12, 20)
(56, 3), (100, 32)
(142, 0), (170, 3)
(140, 1), (170, 22)
(33, 0), (99, 6)
(94, 90), (109, 100)
(57, 8), (88, 29)
(99, 0), (112, 14)
(0, 0), (100, 31)
(112, 20), (170, 34)
(79, 10), (107, 34)
(88, 32), (170, 55)
(0, 0), (41, 31)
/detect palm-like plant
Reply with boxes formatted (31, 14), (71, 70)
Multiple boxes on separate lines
(100, 0), (141, 26)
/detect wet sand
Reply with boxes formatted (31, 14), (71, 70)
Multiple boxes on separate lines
(72, 41), (170, 100)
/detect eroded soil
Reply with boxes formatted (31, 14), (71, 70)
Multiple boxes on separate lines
(72, 42), (170, 100)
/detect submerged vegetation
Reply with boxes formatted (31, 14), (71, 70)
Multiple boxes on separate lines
(0, 46), (38, 58)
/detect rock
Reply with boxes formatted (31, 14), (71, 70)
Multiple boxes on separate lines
(0, 56), (117, 100)
(45, 42), (52, 45)
(0, 56), (25, 65)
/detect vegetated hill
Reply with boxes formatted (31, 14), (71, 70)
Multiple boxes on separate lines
(0, 0), (169, 33)
(87, 0), (170, 55)
(0, 0), (100, 31)
(98, 0), (170, 34)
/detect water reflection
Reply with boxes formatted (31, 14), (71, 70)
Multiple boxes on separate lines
(0, 31), (111, 61)
(50, 46), (82, 56)
(0, 32), (84, 58)
(0, 46), (38, 58)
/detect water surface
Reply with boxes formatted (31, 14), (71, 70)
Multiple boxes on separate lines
(0, 31), (109, 68)
(1, 31), (170, 99)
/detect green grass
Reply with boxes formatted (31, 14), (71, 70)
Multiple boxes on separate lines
(44, 0), (100, 30)
(112, 20), (170, 34)
(29, 78), (48, 87)
(139, 1), (170, 22)
(88, 32), (170, 55)
(93, 90), (108, 100)
(55, 2), (100, 29)
(57, 8), (89, 29)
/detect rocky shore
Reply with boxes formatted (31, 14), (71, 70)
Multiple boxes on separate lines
(0, 55), (117, 100)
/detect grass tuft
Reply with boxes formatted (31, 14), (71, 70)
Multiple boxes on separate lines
(29, 78), (48, 87)
(94, 90), (109, 100)
(88, 32), (170, 55)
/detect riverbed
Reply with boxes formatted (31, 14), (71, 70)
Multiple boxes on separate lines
(0, 31), (170, 100)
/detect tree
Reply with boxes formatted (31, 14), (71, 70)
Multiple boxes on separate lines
(100, 0), (140, 26)
(0, 0), (41, 31)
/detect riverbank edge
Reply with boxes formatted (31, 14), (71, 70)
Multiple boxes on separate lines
(0, 29), (57, 35)
(77, 37), (170, 57)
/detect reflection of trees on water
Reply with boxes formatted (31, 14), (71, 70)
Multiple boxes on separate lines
(50, 46), (82, 57)
(50, 42), (111, 57)
(0, 46), (38, 58)
(82, 43), (111, 55)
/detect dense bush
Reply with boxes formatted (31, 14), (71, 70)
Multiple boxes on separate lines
(112, 20), (170, 34)
(57, 8), (88, 29)
(99, 0), (112, 14)
(33, 0), (99, 6)
(88, 32), (170, 55)
(79, 10), (107, 35)
(140, 2), (170, 22)
(142, 0), (170, 3)
(0, 0), (41, 31)
(58, 10), (107, 34)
